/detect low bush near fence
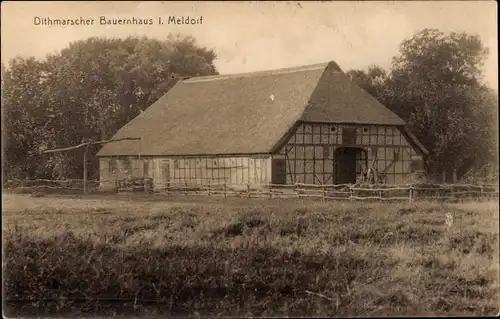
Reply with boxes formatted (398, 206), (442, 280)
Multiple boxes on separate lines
(4, 179), (101, 194)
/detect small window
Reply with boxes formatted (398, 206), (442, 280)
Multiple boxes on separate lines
(213, 160), (217, 166)
(331, 126), (336, 132)
(363, 127), (369, 133)
(342, 127), (356, 144)
(174, 160), (179, 169)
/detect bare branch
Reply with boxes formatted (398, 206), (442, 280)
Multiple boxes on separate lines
(42, 137), (141, 154)
(305, 290), (337, 302)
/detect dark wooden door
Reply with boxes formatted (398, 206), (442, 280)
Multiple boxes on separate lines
(335, 148), (357, 184)
(271, 159), (287, 184)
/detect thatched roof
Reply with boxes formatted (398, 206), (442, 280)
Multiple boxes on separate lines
(97, 61), (409, 157)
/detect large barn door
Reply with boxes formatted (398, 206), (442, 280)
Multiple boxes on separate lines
(335, 148), (357, 184)
(271, 158), (287, 185)
(336, 148), (357, 184)
(334, 147), (367, 184)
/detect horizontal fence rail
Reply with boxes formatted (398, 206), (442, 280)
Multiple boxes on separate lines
(3, 178), (499, 202)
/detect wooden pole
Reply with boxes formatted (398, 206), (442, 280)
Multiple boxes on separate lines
(138, 137), (142, 179)
(138, 137), (142, 162)
(83, 142), (90, 194)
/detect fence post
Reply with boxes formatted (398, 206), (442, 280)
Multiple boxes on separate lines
(208, 181), (211, 197)
(409, 186), (413, 204)
(184, 182), (188, 196)
(144, 177), (148, 194)
(166, 181), (170, 196)
(223, 183), (227, 199)
(349, 186), (353, 201)
(269, 183), (273, 199)
(247, 183), (251, 198)
(322, 185), (326, 201)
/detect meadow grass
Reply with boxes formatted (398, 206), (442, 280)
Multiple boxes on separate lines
(3, 193), (499, 317)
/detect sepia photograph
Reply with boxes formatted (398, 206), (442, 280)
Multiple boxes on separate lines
(1, 1), (499, 317)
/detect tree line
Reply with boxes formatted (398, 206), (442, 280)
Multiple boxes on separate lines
(2, 29), (498, 183)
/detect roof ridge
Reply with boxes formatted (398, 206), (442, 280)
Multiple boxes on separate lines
(182, 61), (335, 83)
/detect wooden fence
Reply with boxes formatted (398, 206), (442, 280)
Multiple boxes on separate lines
(3, 178), (499, 202)
(150, 182), (499, 202)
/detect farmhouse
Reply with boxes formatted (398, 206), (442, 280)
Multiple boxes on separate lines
(97, 61), (428, 189)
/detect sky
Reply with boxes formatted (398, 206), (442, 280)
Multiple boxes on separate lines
(1, 1), (498, 88)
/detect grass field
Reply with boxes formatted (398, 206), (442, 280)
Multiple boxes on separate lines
(3, 193), (499, 317)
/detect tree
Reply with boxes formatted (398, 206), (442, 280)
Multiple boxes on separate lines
(387, 29), (492, 182)
(346, 65), (388, 102)
(2, 34), (219, 180)
(346, 28), (496, 183)
(2, 57), (54, 179)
